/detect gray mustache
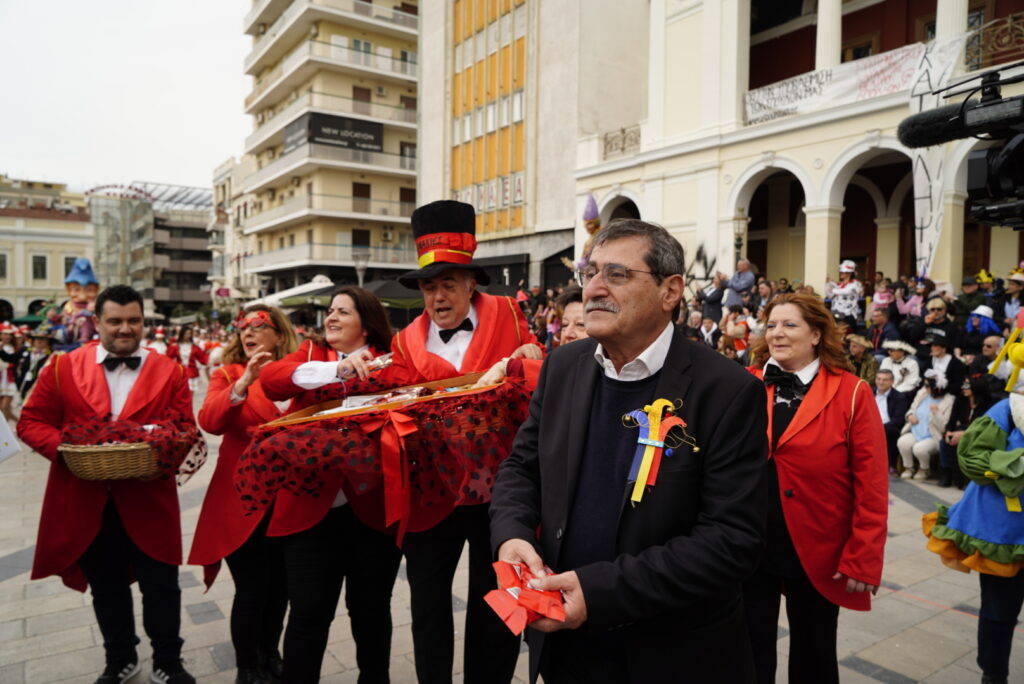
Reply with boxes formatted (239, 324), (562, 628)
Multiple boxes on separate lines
(586, 299), (620, 314)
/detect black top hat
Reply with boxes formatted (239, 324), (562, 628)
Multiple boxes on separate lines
(925, 329), (953, 349)
(397, 200), (491, 289)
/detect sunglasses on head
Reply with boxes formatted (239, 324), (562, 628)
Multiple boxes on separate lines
(235, 310), (278, 330)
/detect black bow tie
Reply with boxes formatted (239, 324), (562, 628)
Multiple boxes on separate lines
(103, 356), (141, 372)
(439, 318), (474, 344)
(763, 364), (807, 392)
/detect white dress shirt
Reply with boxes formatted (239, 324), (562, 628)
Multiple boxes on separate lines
(426, 304), (479, 372)
(593, 322), (674, 381)
(875, 389), (892, 424)
(179, 342), (192, 365)
(290, 345), (368, 389)
(763, 357), (821, 391)
(96, 344), (149, 419)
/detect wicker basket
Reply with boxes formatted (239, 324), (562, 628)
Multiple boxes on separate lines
(58, 442), (160, 481)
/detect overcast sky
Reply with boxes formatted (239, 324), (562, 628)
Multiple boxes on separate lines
(0, 0), (252, 192)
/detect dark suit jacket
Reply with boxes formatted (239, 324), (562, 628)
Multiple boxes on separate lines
(491, 326), (768, 683)
(875, 388), (909, 431)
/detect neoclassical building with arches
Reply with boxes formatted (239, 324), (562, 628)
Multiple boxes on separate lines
(574, 0), (1023, 292)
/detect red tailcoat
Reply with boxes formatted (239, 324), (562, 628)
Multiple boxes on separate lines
(167, 343), (208, 379)
(17, 342), (193, 591)
(388, 292), (540, 387)
(189, 364), (281, 586)
(750, 366), (888, 610)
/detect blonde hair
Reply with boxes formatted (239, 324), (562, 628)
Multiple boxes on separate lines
(221, 305), (298, 366)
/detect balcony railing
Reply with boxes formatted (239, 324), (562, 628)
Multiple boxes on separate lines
(245, 193), (414, 230)
(247, 90), (416, 151)
(246, 0), (417, 72)
(245, 241), (417, 271)
(965, 12), (1024, 71)
(247, 38), (418, 109)
(245, 142), (416, 190)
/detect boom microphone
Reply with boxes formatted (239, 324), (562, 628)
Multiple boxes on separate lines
(897, 103), (968, 148)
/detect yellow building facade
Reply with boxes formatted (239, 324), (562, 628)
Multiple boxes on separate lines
(0, 175), (94, 320)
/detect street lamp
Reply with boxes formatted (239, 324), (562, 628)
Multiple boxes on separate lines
(353, 252), (371, 287)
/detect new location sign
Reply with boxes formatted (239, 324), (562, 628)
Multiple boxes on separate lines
(283, 113), (384, 154)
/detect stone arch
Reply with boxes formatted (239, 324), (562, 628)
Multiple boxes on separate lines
(597, 187), (644, 226)
(849, 174), (887, 218)
(726, 155), (817, 218)
(821, 135), (913, 208)
(886, 173), (914, 218)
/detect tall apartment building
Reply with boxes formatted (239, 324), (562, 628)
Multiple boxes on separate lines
(238, 0), (421, 295)
(418, 0), (647, 288)
(0, 175), (94, 321)
(90, 183), (213, 319)
(573, 0), (1023, 291)
(210, 157), (261, 309)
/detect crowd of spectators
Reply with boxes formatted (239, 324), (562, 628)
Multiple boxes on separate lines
(681, 260), (1023, 489)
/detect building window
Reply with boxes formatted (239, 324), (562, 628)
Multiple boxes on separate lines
(463, 114), (472, 141)
(64, 256), (77, 278)
(514, 5), (527, 39)
(400, 50), (417, 64)
(463, 35), (474, 69)
(512, 91), (524, 122)
(475, 108), (484, 137)
(501, 14), (511, 46)
(453, 119), (461, 145)
(306, 229), (314, 243)
(32, 255), (46, 281)
(454, 43), (463, 72)
(499, 95), (510, 127)
(289, 234), (295, 246)
(279, 237), (285, 249)
(0, 254), (7, 279)
(475, 30), (485, 62)
(841, 32), (879, 63)
(486, 103), (496, 133)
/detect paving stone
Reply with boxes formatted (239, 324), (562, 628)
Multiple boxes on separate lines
(179, 571), (201, 589)
(0, 662), (25, 684)
(186, 600), (225, 625)
(209, 641), (235, 672)
(0, 625), (94, 664)
(882, 550), (952, 588)
(22, 646), (103, 683)
(856, 626), (973, 681)
(0, 618), (24, 641)
(924, 662), (987, 683)
(25, 605), (96, 636)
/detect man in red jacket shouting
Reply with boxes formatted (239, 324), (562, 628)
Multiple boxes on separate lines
(18, 285), (199, 684)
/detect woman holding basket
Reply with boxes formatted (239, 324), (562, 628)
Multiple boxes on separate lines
(190, 305), (298, 683)
(259, 286), (403, 684)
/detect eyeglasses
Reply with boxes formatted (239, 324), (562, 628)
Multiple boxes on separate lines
(927, 307), (945, 312)
(574, 263), (658, 288)
(235, 311), (278, 331)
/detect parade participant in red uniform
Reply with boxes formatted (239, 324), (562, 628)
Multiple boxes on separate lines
(343, 200), (542, 684)
(190, 305), (299, 684)
(259, 286), (404, 684)
(17, 285), (200, 684)
(167, 327), (208, 392)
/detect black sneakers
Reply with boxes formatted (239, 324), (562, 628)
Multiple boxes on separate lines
(95, 660), (140, 684)
(148, 660), (196, 684)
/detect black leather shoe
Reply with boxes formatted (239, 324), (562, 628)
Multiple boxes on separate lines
(235, 668), (268, 684)
(258, 650), (283, 683)
(149, 660), (196, 684)
(95, 660), (140, 684)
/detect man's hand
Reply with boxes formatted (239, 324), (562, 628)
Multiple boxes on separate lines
(474, 359), (509, 388)
(832, 571), (878, 596)
(497, 538), (546, 578)
(511, 343), (543, 360)
(528, 571), (587, 631)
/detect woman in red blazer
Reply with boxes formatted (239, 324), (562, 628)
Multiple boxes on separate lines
(167, 326), (208, 392)
(259, 285), (403, 684)
(190, 305), (299, 684)
(744, 293), (888, 684)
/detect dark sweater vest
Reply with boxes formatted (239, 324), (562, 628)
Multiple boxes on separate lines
(559, 371), (662, 572)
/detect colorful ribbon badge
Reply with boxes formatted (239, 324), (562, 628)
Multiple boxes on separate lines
(623, 398), (698, 504)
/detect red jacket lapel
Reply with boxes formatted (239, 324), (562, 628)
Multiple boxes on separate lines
(399, 311), (457, 379)
(67, 342), (111, 418)
(776, 367), (842, 450)
(120, 353), (183, 421)
(462, 293), (519, 372)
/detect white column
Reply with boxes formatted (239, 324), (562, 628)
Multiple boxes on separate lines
(717, 0), (751, 131)
(935, 0), (969, 39)
(874, 217), (901, 282)
(814, 0), (842, 71)
(645, 0), (666, 146)
(803, 205), (844, 293)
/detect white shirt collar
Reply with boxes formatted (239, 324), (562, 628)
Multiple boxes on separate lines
(427, 302), (478, 340)
(593, 322), (674, 381)
(339, 344), (369, 360)
(95, 343), (147, 363)
(765, 356), (821, 385)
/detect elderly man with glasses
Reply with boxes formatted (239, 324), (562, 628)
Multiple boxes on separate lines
(491, 219), (768, 683)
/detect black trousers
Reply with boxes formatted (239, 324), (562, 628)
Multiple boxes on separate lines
(402, 503), (520, 684)
(883, 422), (901, 470)
(78, 500), (183, 668)
(743, 568), (840, 684)
(223, 514), (288, 669)
(282, 504), (402, 684)
(978, 571), (1024, 680)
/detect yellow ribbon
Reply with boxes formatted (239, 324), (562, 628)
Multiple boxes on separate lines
(631, 399), (673, 504)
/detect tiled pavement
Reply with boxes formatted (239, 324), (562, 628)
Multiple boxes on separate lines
(0, 387), (1022, 683)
